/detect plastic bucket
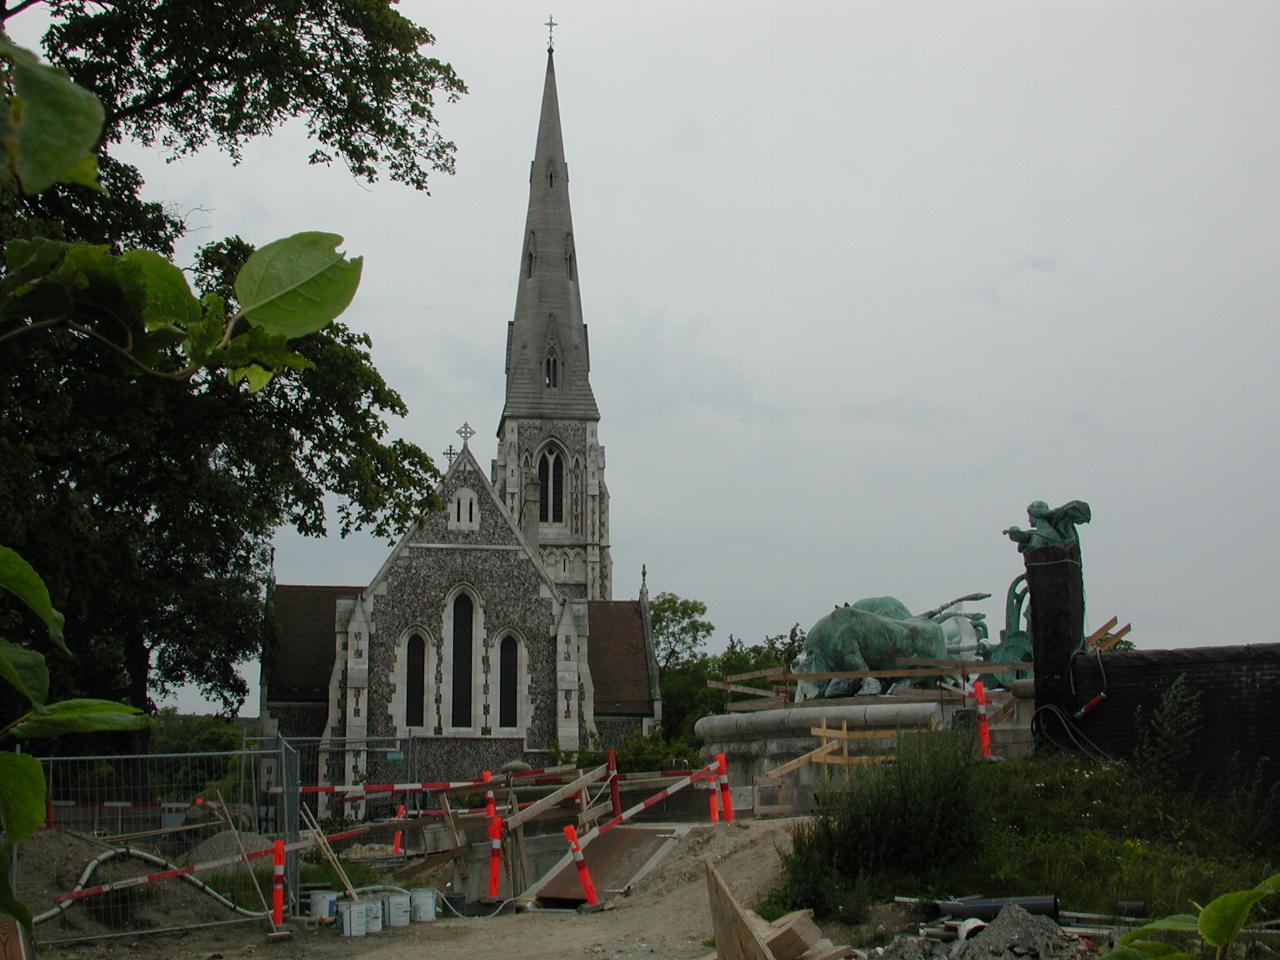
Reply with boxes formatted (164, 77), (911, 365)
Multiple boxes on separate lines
(387, 893), (412, 927)
(410, 888), (436, 922)
(338, 901), (367, 937)
(309, 890), (337, 918)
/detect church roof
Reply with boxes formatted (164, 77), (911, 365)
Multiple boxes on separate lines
(588, 600), (657, 716)
(264, 584), (361, 703)
(500, 50), (600, 428)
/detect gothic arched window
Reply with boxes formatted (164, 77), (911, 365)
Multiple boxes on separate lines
(451, 594), (473, 728)
(524, 231), (537, 279)
(538, 449), (565, 524)
(405, 633), (425, 728)
(499, 635), (518, 728)
(544, 350), (558, 388)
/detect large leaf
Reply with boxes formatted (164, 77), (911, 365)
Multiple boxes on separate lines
(12, 699), (147, 739)
(121, 249), (201, 329)
(1121, 915), (1200, 944)
(0, 34), (103, 193)
(0, 844), (34, 934)
(0, 237), (64, 299)
(235, 232), (362, 337)
(0, 546), (66, 652)
(1197, 887), (1269, 948)
(0, 752), (45, 846)
(0, 640), (48, 705)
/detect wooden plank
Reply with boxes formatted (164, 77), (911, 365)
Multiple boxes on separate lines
(705, 860), (777, 960)
(577, 801), (612, 825)
(1084, 616), (1120, 649)
(439, 794), (469, 880)
(987, 697), (1017, 726)
(1097, 624), (1132, 653)
(766, 914), (824, 960)
(765, 740), (839, 779)
(797, 940), (853, 960)
(894, 658), (989, 668)
(707, 680), (782, 698)
(812, 754), (893, 767)
(807, 726), (927, 741)
(793, 663), (1031, 681)
(725, 665), (787, 683)
(506, 763), (608, 830)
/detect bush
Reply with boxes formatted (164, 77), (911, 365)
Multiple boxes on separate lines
(781, 726), (984, 916)
(1133, 674), (1202, 791)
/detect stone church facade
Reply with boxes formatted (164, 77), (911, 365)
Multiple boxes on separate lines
(259, 51), (662, 785)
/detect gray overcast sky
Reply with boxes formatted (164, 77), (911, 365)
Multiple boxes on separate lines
(61, 1), (1278, 715)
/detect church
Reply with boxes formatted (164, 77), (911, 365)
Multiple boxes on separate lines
(259, 49), (662, 784)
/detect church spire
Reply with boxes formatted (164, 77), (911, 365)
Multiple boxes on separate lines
(500, 48), (600, 427)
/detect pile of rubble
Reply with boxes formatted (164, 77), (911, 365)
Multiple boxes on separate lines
(881, 905), (1094, 960)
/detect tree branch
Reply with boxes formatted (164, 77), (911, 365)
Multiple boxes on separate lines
(1, 0), (47, 23)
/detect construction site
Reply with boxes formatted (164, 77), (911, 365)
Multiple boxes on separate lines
(7, 499), (1279, 960)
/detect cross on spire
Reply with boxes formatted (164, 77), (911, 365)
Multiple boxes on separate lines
(442, 444), (458, 465)
(544, 14), (557, 52)
(456, 422), (476, 447)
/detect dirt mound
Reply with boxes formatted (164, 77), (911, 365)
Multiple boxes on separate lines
(179, 828), (273, 867)
(954, 905), (1088, 960)
(14, 828), (271, 945)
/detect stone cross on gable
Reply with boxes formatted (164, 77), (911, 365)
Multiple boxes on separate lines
(456, 422), (476, 447)
(443, 444), (458, 466)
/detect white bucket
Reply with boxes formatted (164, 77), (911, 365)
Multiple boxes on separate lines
(410, 888), (436, 922)
(366, 896), (384, 934)
(386, 893), (412, 927)
(338, 901), (367, 937)
(309, 890), (337, 918)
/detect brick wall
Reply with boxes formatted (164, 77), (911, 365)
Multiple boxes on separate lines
(1068, 643), (1280, 787)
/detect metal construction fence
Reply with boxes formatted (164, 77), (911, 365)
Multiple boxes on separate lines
(15, 738), (301, 946)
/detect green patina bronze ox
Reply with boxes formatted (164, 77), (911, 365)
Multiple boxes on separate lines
(791, 595), (989, 700)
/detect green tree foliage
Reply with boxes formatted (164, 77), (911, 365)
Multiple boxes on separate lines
(650, 591), (714, 679)
(0, 5), (451, 712)
(5, 0), (466, 255)
(651, 592), (806, 745)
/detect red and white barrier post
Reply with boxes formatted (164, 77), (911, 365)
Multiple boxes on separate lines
(708, 787), (720, 823)
(271, 838), (285, 924)
(486, 816), (503, 899)
(392, 803), (405, 854)
(715, 753), (734, 822)
(606, 748), (622, 818)
(974, 681), (992, 758)
(562, 824), (599, 905)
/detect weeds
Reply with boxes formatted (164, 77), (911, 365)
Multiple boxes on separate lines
(776, 732), (1277, 922)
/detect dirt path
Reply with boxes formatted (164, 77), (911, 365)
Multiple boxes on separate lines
(45, 820), (799, 960)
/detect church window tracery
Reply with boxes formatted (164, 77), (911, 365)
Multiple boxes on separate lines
(538, 448), (565, 523)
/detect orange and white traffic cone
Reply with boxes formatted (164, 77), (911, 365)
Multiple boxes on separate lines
(271, 838), (285, 924)
(392, 803), (405, 854)
(562, 824), (599, 905)
(974, 681), (992, 758)
(486, 816), (503, 899)
(715, 753), (734, 822)
(482, 770), (496, 819)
